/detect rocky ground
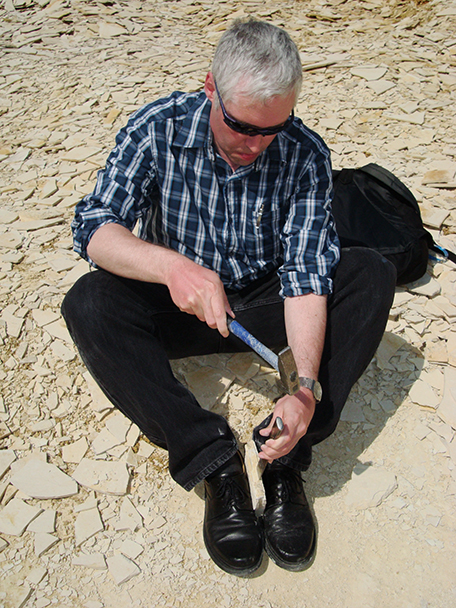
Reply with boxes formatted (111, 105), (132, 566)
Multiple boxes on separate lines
(0, 0), (456, 606)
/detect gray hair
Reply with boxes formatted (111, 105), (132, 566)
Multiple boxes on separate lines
(211, 19), (302, 105)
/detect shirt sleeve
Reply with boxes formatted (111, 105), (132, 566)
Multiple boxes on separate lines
(71, 108), (157, 265)
(278, 142), (340, 298)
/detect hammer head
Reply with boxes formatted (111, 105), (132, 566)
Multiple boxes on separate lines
(277, 346), (299, 394)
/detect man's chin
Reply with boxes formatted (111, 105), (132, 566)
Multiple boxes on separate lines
(237, 152), (259, 165)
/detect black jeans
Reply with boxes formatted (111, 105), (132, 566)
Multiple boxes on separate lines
(61, 248), (396, 491)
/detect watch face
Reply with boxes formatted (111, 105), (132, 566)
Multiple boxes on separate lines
(299, 377), (322, 402)
(314, 381), (322, 402)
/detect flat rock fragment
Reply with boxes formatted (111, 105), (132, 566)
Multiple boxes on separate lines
(75, 507), (104, 546)
(91, 428), (122, 455)
(61, 147), (102, 162)
(376, 332), (405, 369)
(43, 319), (73, 343)
(34, 532), (59, 557)
(114, 496), (143, 532)
(73, 553), (107, 570)
(409, 380), (440, 409)
(32, 308), (60, 327)
(99, 22), (128, 37)
(120, 539), (144, 560)
(406, 274), (441, 297)
(62, 437), (89, 464)
(438, 366), (456, 429)
(26, 566), (47, 586)
(366, 80), (396, 94)
(105, 413), (132, 443)
(340, 400), (366, 422)
(107, 553), (140, 585)
(351, 67), (387, 81)
(72, 459), (131, 495)
(27, 509), (56, 534)
(4, 582), (32, 608)
(185, 367), (235, 409)
(433, 296), (456, 319)
(1, 311), (24, 338)
(0, 498), (42, 536)
(10, 458), (78, 499)
(0, 450), (16, 479)
(345, 464), (397, 509)
(387, 112), (426, 125)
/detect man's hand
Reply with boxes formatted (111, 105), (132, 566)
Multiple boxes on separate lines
(258, 389), (316, 462)
(165, 255), (233, 337)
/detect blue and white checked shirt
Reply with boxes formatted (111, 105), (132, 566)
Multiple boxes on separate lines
(72, 91), (340, 297)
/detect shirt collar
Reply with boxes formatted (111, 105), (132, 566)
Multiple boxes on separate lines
(173, 92), (212, 149)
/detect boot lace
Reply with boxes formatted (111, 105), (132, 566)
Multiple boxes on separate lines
(216, 477), (248, 508)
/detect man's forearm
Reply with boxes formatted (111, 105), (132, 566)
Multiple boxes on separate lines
(86, 222), (181, 284)
(258, 292), (327, 461)
(86, 222), (232, 336)
(284, 292), (327, 382)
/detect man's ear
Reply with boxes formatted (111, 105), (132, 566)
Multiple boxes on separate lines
(204, 72), (216, 102)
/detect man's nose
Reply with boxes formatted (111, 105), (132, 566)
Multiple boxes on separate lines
(245, 135), (264, 152)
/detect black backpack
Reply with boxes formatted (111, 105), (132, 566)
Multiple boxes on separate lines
(331, 163), (455, 285)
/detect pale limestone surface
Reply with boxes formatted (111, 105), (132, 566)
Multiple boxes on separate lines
(0, 0), (456, 607)
(10, 458), (78, 499)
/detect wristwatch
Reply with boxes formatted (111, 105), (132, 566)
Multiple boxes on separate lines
(299, 377), (322, 403)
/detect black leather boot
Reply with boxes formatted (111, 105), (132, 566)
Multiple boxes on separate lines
(262, 460), (316, 571)
(203, 452), (264, 575)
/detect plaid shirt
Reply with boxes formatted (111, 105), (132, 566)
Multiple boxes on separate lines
(72, 91), (340, 297)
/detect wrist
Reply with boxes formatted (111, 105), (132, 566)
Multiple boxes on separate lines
(298, 376), (322, 403)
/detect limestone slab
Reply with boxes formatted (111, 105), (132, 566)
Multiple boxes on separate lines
(345, 464), (397, 509)
(73, 552), (107, 569)
(120, 539), (144, 560)
(105, 413), (132, 443)
(107, 553), (140, 585)
(409, 380), (440, 409)
(75, 507), (104, 546)
(438, 366), (456, 429)
(27, 509), (56, 534)
(34, 532), (59, 557)
(366, 80), (396, 94)
(186, 367), (235, 409)
(10, 458), (78, 499)
(0, 449), (16, 479)
(72, 458), (131, 495)
(32, 308), (60, 327)
(0, 498), (42, 536)
(62, 437), (89, 464)
(351, 67), (387, 81)
(376, 332), (406, 369)
(114, 496), (143, 532)
(91, 428), (122, 455)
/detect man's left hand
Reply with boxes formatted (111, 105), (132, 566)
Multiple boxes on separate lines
(258, 389), (316, 462)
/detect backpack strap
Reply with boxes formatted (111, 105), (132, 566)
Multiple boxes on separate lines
(430, 243), (456, 265)
(359, 163), (418, 208)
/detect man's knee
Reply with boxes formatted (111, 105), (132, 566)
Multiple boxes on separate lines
(338, 247), (396, 296)
(61, 270), (111, 337)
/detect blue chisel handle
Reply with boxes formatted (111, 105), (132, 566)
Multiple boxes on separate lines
(227, 318), (279, 370)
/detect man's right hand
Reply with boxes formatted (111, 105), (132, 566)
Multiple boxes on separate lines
(165, 255), (233, 337)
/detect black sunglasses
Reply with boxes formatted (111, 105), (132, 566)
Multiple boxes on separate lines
(214, 80), (294, 137)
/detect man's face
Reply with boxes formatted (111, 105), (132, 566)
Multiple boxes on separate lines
(204, 73), (295, 171)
